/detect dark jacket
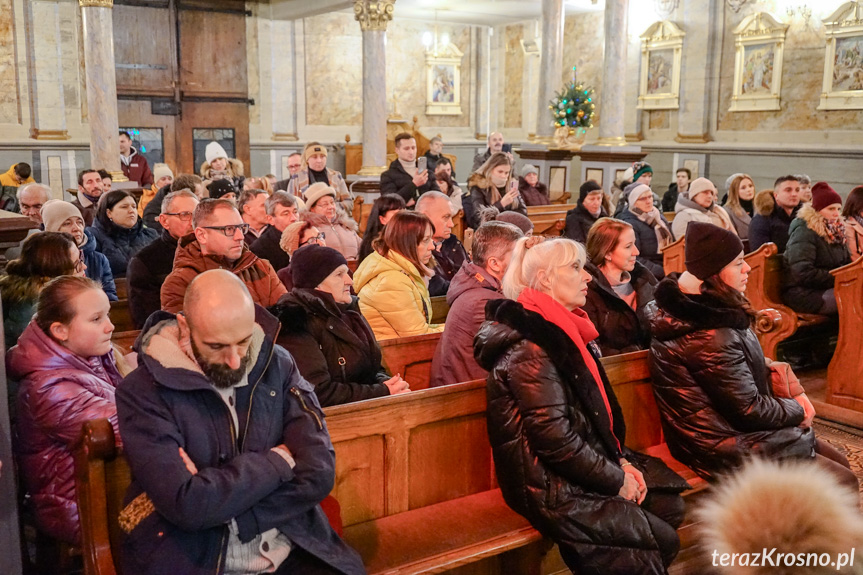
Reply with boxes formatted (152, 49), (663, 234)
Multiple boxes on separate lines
(465, 174), (528, 230)
(660, 183), (679, 213)
(90, 218), (159, 278)
(430, 262), (504, 387)
(141, 183), (173, 232)
(120, 148), (153, 186)
(474, 299), (685, 574)
(563, 204), (607, 244)
(379, 159), (439, 205)
(518, 177), (550, 206)
(81, 228), (118, 302)
(617, 209), (673, 280)
(583, 262), (657, 356)
(0, 274), (40, 348)
(428, 234), (470, 297)
(127, 229), (180, 329)
(748, 190), (801, 253)
(116, 308), (365, 575)
(71, 194), (97, 227)
(782, 205), (851, 314)
(471, 148), (491, 172)
(271, 289), (390, 407)
(647, 277), (815, 480)
(250, 224), (290, 273)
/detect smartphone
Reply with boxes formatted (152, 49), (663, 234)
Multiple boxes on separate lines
(417, 156), (428, 173)
(509, 179), (518, 192)
(502, 143), (512, 153)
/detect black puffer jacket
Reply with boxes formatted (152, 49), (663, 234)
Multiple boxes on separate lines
(647, 277), (815, 480)
(583, 261), (657, 356)
(271, 289), (390, 407)
(475, 299), (687, 575)
(563, 204), (607, 244)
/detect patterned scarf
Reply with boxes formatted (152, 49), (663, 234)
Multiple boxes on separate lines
(630, 205), (673, 253)
(825, 218), (847, 245)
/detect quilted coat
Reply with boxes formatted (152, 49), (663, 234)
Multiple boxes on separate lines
(8, 320), (122, 544)
(80, 228), (118, 301)
(89, 217), (159, 278)
(647, 276), (815, 480)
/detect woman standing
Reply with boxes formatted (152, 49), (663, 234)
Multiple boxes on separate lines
(618, 184), (674, 280)
(723, 174), (756, 250)
(474, 236), (686, 574)
(465, 152), (527, 229)
(90, 190), (159, 277)
(303, 183), (362, 261)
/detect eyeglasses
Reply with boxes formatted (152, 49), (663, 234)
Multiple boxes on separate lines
(74, 254), (86, 273)
(201, 223), (250, 237)
(299, 232), (326, 247)
(165, 211), (194, 221)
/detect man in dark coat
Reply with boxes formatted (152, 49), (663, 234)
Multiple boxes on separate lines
(250, 192), (299, 273)
(430, 221), (522, 387)
(380, 133), (439, 206)
(127, 190), (199, 328)
(142, 174), (206, 232)
(749, 175), (802, 253)
(415, 191), (468, 296)
(116, 270), (365, 575)
(660, 167), (690, 213)
(564, 180), (607, 243)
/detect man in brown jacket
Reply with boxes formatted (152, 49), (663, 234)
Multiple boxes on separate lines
(161, 199), (287, 313)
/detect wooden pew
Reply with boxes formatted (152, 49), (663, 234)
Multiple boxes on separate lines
(379, 332), (442, 391)
(108, 301), (134, 334)
(112, 331), (139, 355)
(826, 255), (863, 413)
(663, 211), (676, 223)
(662, 237), (685, 276)
(526, 204), (567, 237)
(352, 196), (371, 236)
(113, 278), (127, 301)
(430, 295), (450, 324)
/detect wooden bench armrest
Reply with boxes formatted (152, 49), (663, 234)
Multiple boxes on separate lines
(754, 308), (783, 335)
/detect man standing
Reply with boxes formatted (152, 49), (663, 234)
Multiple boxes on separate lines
(749, 175), (802, 253)
(0, 163), (35, 187)
(250, 192), (299, 272)
(274, 152), (304, 192)
(72, 169), (103, 226)
(661, 167), (691, 213)
(472, 132), (512, 172)
(238, 188), (270, 245)
(380, 133), (439, 207)
(128, 190), (200, 329)
(161, 199), (287, 312)
(415, 191), (469, 296)
(119, 131), (153, 186)
(117, 270), (365, 575)
(423, 136), (448, 177)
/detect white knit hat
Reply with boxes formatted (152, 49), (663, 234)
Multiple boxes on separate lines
(153, 163), (174, 182)
(628, 183), (653, 208)
(205, 142), (228, 164)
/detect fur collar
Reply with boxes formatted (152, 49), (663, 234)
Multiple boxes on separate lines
(0, 273), (46, 306)
(653, 277), (750, 331)
(796, 204), (831, 239)
(754, 189), (775, 217)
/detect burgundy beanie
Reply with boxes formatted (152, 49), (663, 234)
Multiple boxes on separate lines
(685, 221), (744, 280)
(810, 182), (842, 212)
(291, 244), (348, 289)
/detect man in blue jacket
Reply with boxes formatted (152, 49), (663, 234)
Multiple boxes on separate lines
(116, 270), (365, 574)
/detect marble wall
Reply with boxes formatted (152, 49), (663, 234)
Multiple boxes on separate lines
(0, 0), (18, 124)
(504, 24), (524, 128)
(560, 12), (604, 133)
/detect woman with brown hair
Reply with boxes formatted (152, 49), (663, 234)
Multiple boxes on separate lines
(466, 152), (527, 229)
(723, 174), (756, 251)
(353, 210), (445, 339)
(842, 185), (863, 258)
(358, 193), (406, 263)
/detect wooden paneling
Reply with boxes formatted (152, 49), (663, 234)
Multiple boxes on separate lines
(117, 100), (179, 172)
(113, 5), (175, 95)
(330, 435), (386, 526)
(178, 9), (247, 98)
(179, 101), (250, 175)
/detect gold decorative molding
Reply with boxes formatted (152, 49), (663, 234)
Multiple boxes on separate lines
(109, 170), (128, 183)
(354, 1), (395, 32)
(78, 0), (114, 7)
(595, 136), (629, 147)
(357, 165), (387, 176)
(30, 129), (70, 141)
(675, 133), (711, 144)
(273, 132), (299, 142)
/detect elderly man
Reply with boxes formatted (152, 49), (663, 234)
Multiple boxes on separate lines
(72, 169), (103, 226)
(238, 188), (270, 245)
(250, 192), (298, 272)
(380, 133), (439, 207)
(430, 221), (523, 387)
(161, 199), (286, 312)
(17, 183), (51, 227)
(117, 270), (365, 575)
(472, 132), (512, 172)
(415, 191), (469, 296)
(128, 190), (200, 328)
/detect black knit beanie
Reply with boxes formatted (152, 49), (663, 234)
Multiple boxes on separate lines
(207, 178), (237, 199)
(579, 180), (603, 205)
(291, 245), (348, 289)
(684, 221), (744, 280)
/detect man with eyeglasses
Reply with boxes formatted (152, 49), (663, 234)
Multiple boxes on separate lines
(250, 192), (299, 272)
(127, 190), (200, 328)
(161, 198), (287, 313)
(5, 183), (52, 260)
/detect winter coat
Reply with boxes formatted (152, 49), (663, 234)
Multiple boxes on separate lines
(80, 228), (118, 301)
(563, 204), (607, 244)
(671, 193), (736, 239)
(0, 164), (35, 187)
(116, 308), (365, 575)
(618, 209), (673, 280)
(430, 262), (505, 387)
(140, 183), (173, 232)
(127, 229), (180, 329)
(0, 274), (43, 348)
(286, 167), (349, 201)
(474, 299), (687, 574)
(379, 159), (440, 205)
(647, 277), (815, 480)
(137, 183), (158, 217)
(199, 157), (244, 191)
(748, 190), (801, 253)
(583, 261), (657, 356)
(120, 148), (153, 187)
(518, 177), (550, 206)
(723, 204), (752, 251)
(782, 205), (851, 314)
(0, 185), (19, 212)
(428, 234), (470, 297)
(160, 237), (287, 313)
(271, 289), (390, 407)
(89, 217), (159, 278)
(250, 224), (291, 273)
(471, 148), (492, 172)
(660, 183), (679, 213)
(71, 194), (97, 227)
(465, 174), (528, 230)
(845, 216), (863, 259)
(353, 250), (444, 340)
(8, 320), (122, 544)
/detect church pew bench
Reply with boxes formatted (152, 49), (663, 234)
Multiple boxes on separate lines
(113, 278), (127, 301)
(378, 332), (443, 391)
(663, 211), (676, 223)
(526, 204), (567, 237)
(826, 255), (863, 413)
(112, 331), (138, 355)
(662, 236), (685, 276)
(430, 295), (450, 324)
(108, 300), (134, 334)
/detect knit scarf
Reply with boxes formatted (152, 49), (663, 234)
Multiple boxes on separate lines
(517, 288), (620, 451)
(629, 205), (673, 253)
(825, 218), (847, 245)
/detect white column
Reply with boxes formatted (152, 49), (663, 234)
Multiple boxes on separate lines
(535, 0), (565, 140)
(354, 0), (394, 176)
(26, 1), (69, 141)
(79, 0), (122, 176)
(597, 0), (628, 146)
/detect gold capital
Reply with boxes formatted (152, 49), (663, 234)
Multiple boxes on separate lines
(79, 0), (113, 7)
(354, 1), (395, 31)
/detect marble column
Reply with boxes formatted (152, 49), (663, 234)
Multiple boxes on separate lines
(676, 0), (719, 143)
(597, 0), (629, 146)
(354, 0), (394, 176)
(535, 0), (565, 140)
(79, 0), (123, 178)
(26, 1), (69, 141)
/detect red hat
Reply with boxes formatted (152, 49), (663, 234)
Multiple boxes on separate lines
(811, 182), (842, 212)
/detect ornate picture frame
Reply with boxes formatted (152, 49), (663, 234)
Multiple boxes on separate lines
(637, 21), (685, 110)
(818, 1), (863, 110)
(425, 43), (463, 116)
(729, 12), (787, 112)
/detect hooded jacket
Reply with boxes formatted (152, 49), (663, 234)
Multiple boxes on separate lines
(782, 205), (851, 314)
(0, 164), (35, 187)
(466, 173), (527, 230)
(89, 217), (159, 278)
(518, 177), (550, 207)
(120, 147), (153, 187)
(199, 157), (245, 191)
(583, 261), (657, 356)
(8, 320), (122, 544)
(160, 237), (287, 313)
(647, 277), (815, 480)
(671, 193), (736, 239)
(116, 309), (364, 575)
(353, 250), (444, 340)
(127, 229), (180, 329)
(474, 299), (686, 575)
(429, 261), (505, 387)
(749, 190), (801, 253)
(379, 159), (440, 205)
(80, 228), (118, 302)
(563, 203), (608, 244)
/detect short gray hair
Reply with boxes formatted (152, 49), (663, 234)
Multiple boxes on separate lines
(18, 183), (51, 201)
(795, 174), (811, 186)
(430, 136), (442, 145)
(266, 191), (297, 216)
(161, 189), (199, 214)
(472, 221), (523, 267)
(415, 190), (450, 213)
(237, 189), (267, 214)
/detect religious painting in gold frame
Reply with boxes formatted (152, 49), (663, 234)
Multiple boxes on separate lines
(818, 1), (863, 110)
(425, 43), (463, 116)
(729, 12), (787, 112)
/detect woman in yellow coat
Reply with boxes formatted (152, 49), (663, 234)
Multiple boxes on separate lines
(354, 211), (445, 340)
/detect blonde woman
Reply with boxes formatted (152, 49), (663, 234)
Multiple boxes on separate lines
(723, 174), (756, 250)
(465, 152), (526, 229)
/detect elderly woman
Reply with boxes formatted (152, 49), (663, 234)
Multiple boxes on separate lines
(303, 183), (361, 261)
(473, 236), (687, 575)
(465, 152), (527, 229)
(618, 184), (674, 280)
(671, 177), (736, 239)
(90, 190), (159, 277)
(271, 245), (410, 407)
(564, 180), (608, 244)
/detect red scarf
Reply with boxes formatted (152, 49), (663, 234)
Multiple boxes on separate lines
(517, 288), (620, 451)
